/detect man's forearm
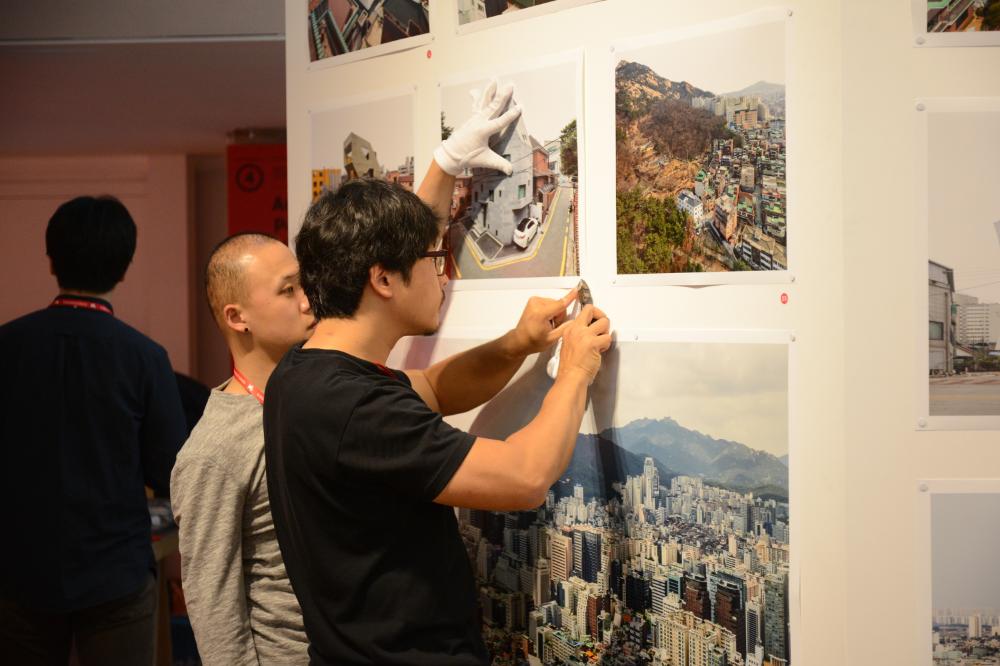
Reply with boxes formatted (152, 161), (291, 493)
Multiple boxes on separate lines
(424, 330), (528, 416)
(506, 371), (589, 499)
(416, 160), (456, 228)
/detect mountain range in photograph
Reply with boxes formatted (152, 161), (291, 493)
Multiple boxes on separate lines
(559, 416), (789, 503)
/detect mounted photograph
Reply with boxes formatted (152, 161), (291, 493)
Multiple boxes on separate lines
(924, 103), (1000, 420)
(912, 0), (1000, 46)
(392, 335), (791, 666)
(307, 0), (430, 65)
(440, 56), (582, 282)
(310, 92), (415, 204)
(927, 0), (1000, 34)
(614, 18), (788, 279)
(456, 0), (603, 32)
(931, 491), (1000, 665)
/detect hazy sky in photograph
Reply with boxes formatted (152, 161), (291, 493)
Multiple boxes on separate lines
(927, 111), (1000, 306)
(393, 338), (788, 457)
(311, 93), (413, 172)
(617, 19), (785, 95)
(933, 493), (1000, 610)
(441, 60), (577, 147)
(585, 341), (788, 456)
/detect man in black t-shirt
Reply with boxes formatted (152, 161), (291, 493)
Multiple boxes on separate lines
(264, 82), (612, 666)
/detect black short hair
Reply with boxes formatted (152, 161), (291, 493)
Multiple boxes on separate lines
(296, 179), (439, 319)
(45, 196), (137, 294)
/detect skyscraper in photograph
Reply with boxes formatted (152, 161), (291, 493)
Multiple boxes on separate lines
(685, 575), (711, 621)
(550, 531), (572, 584)
(533, 557), (550, 607)
(764, 573), (790, 662)
(969, 613), (982, 639)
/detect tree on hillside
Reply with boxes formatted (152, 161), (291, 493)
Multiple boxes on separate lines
(441, 112), (453, 140)
(616, 187), (690, 274)
(560, 119), (578, 179)
(984, 0), (1000, 30)
(645, 98), (739, 160)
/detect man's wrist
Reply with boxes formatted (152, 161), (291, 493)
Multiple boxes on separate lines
(554, 365), (591, 389)
(433, 144), (462, 177)
(499, 328), (531, 360)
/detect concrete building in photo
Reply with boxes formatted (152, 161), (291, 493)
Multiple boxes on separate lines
(467, 98), (544, 250)
(677, 189), (704, 220)
(311, 167), (341, 202)
(343, 132), (382, 180)
(929, 260), (956, 374)
(954, 294), (1000, 346)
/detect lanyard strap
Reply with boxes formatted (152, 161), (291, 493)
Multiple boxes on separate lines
(50, 297), (113, 316)
(373, 363), (397, 380)
(232, 367), (265, 405)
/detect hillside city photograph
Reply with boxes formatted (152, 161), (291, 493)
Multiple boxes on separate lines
(932, 492), (1000, 664)
(926, 110), (1000, 416)
(927, 0), (1000, 33)
(307, 0), (430, 62)
(310, 94), (415, 203)
(615, 20), (787, 276)
(441, 63), (580, 280)
(416, 339), (791, 666)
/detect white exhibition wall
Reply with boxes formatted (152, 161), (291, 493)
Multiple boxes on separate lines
(844, 4), (1000, 666)
(285, 0), (1000, 664)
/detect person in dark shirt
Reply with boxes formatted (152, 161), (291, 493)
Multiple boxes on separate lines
(264, 82), (612, 666)
(0, 195), (187, 666)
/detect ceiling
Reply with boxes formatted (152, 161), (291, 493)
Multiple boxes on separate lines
(0, 1), (286, 156)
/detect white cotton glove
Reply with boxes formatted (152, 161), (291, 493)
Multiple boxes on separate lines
(434, 79), (523, 177)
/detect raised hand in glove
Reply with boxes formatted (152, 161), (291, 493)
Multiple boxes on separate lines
(433, 79), (522, 177)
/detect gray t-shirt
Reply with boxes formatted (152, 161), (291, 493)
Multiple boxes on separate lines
(171, 383), (308, 665)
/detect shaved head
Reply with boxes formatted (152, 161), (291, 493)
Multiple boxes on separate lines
(205, 233), (283, 325)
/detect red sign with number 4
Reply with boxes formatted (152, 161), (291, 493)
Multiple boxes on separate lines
(226, 144), (288, 243)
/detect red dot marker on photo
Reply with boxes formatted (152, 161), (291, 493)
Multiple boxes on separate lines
(780, 293), (789, 305)
(426, 50), (432, 59)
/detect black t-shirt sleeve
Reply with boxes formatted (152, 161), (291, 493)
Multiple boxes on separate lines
(338, 377), (475, 502)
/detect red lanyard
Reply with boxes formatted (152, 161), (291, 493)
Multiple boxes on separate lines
(50, 297), (113, 316)
(373, 363), (396, 380)
(232, 367), (265, 405)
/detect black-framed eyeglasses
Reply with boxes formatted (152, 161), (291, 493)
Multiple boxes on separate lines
(422, 249), (448, 276)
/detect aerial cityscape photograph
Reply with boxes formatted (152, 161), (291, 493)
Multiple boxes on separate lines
(932, 492), (1000, 664)
(405, 338), (791, 665)
(615, 20), (787, 276)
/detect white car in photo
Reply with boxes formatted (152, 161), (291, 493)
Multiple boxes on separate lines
(513, 217), (539, 250)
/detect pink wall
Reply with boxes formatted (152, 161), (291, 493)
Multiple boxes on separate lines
(0, 155), (195, 374)
(191, 155), (234, 387)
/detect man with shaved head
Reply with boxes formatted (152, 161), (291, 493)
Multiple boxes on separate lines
(170, 232), (315, 664)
